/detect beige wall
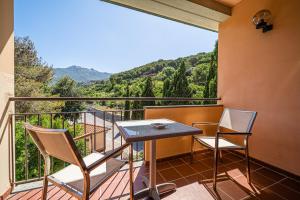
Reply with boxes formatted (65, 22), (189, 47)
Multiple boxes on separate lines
(144, 105), (223, 161)
(219, 0), (300, 175)
(0, 0), (14, 196)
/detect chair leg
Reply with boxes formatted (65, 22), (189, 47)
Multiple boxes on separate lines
(213, 148), (219, 190)
(42, 176), (48, 200)
(219, 150), (223, 161)
(129, 143), (134, 200)
(245, 147), (251, 183)
(191, 136), (194, 164)
(82, 172), (90, 200)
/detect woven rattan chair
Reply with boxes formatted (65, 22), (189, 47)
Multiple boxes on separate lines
(24, 123), (133, 200)
(191, 108), (257, 190)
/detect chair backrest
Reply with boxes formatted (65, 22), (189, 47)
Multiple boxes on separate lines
(24, 123), (85, 167)
(219, 108), (257, 133)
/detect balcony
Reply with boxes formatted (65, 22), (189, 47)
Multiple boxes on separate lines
(2, 98), (300, 200)
(1, 0), (300, 199)
(8, 151), (300, 199)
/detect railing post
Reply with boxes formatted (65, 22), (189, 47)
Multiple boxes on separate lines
(37, 114), (41, 179)
(112, 111), (115, 151)
(62, 114), (65, 129)
(84, 112), (87, 155)
(93, 111), (96, 152)
(11, 115), (15, 187)
(24, 115), (28, 181)
(121, 111), (124, 159)
(8, 114), (12, 186)
(50, 113), (54, 174)
(103, 111), (106, 152)
(73, 113), (76, 137)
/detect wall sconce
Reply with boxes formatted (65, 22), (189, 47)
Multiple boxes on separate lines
(252, 9), (273, 33)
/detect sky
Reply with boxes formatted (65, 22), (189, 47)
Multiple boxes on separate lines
(15, 0), (218, 73)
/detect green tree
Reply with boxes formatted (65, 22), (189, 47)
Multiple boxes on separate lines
(132, 92), (143, 120)
(157, 66), (175, 80)
(52, 76), (84, 119)
(163, 78), (171, 97)
(162, 78), (172, 105)
(141, 77), (155, 107)
(172, 62), (192, 99)
(14, 36), (60, 113)
(203, 41), (218, 104)
(192, 64), (209, 85)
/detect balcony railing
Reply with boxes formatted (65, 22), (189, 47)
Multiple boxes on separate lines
(1, 97), (220, 187)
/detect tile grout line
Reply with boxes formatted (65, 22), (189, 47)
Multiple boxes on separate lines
(186, 152), (269, 200)
(181, 155), (238, 200)
(161, 158), (196, 184)
(259, 178), (289, 200)
(214, 186), (236, 200)
(229, 151), (295, 180)
(229, 165), (264, 180)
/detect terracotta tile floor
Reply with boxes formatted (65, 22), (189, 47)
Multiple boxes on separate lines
(8, 151), (300, 200)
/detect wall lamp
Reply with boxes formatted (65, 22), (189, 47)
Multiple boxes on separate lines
(253, 9), (273, 33)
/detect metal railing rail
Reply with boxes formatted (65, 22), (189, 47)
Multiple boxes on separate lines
(9, 97), (220, 102)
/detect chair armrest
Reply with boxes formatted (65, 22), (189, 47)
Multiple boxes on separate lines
(86, 143), (130, 172)
(74, 131), (101, 141)
(192, 122), (219, 127)
(73, 128), (110, 141)
(217, 132), (252, 135)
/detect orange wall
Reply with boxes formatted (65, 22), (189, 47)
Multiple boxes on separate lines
(0, 0), (14, 196)
(219, 0), (300, 175)
(144, 105), (223, 161)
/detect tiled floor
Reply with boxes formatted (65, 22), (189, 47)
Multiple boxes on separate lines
(8, 151), (300, 200)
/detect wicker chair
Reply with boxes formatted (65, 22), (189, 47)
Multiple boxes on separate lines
(24, 123), (133, 200)
(191, 108), (257, 190)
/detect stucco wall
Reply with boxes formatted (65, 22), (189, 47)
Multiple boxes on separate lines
(218, 0), (300, 175)
(0, 0), (14, 196)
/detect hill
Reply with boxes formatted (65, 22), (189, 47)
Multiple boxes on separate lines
(53, 65), (111, 83)
(110, 52), (212, 82)
(80, 51), (216, 99)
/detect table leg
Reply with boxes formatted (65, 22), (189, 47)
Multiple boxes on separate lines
(149, 139), (157, 188)
(133, 140), (176, 200)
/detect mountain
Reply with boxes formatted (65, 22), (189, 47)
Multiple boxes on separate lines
(53, 65), (111, 83)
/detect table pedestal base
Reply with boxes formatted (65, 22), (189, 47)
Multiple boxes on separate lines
(134, 176), (176, 200)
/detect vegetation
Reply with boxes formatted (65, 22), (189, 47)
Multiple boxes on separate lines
(79, 41), (219, 108)
(14, 37), (60, 113)
(52, 76), (84, 119)
(15, 115), (86, 181)
(14, 37), (87, 180)
(141, 77), (155, 107)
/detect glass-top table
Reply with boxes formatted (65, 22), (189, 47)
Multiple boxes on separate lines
(116, 119), (202, 200)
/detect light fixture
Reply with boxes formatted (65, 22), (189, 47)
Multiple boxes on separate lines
(252, 9), (273, 33)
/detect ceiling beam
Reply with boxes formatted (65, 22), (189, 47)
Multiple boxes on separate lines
(102, 0), (232, 32)
(188, 0), (231, 15)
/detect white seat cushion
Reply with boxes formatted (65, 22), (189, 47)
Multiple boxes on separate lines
(48, 152), (125, 196)
(194, 136), (244, 149)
